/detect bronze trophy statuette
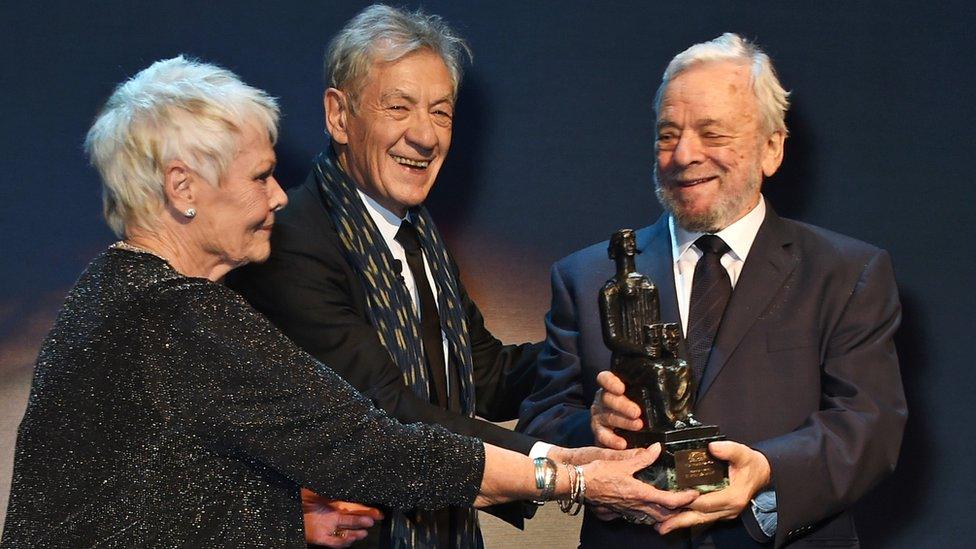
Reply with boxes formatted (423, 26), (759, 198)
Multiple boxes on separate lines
(599, 229), (728, 493)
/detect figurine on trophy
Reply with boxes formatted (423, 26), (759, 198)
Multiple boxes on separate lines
(599, 229), (728, 493)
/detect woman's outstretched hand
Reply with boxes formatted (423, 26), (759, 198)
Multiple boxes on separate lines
(581, 444), (700, 524)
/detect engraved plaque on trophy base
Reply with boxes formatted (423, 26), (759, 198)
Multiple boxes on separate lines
(617, 425), (730, 493)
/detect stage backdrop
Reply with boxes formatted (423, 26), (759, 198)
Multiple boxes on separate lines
(2, 1), (973, 546)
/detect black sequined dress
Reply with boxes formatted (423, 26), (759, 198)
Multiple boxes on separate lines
(1, 248), (484, 548)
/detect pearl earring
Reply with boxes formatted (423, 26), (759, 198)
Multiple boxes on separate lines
(184, 208), (196, 219)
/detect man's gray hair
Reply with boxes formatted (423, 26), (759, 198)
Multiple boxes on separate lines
(325, 4), (471, 108)
(654, 33), (791, 135)
(84, 56), (279, 237)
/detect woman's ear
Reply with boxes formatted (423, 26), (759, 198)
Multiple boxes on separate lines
(162, 160), (195, 213)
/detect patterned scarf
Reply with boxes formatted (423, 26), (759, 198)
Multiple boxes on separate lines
(314, 149), (481, 548)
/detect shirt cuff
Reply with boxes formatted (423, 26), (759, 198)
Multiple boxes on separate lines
(751, 488), (778, 538)
(529, 441), (553, 459)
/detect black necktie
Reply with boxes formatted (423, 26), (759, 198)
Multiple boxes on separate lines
(395, 220), (450, 409)
(687, 235), (732, 384)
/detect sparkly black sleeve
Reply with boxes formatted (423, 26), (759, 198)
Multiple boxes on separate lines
(143, 277), (484, 510)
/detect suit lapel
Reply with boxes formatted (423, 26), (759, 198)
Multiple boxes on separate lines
(635, 215), (681, 330)
(697, 205), (798, 399)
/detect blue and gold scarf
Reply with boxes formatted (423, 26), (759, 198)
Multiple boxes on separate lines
(314, 149), (481, 548)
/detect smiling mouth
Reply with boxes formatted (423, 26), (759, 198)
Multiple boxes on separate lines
(673, 176), (717, 188)
(391, 154), (431, 169)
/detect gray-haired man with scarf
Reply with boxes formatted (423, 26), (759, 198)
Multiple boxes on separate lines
(228, 5), (555, 548)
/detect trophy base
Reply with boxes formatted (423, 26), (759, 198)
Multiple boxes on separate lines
(617, 425), (729, 493)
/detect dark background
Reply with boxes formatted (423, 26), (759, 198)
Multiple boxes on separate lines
(1, 1), (973, 546)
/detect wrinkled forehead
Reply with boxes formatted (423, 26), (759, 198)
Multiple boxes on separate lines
(657, 61), (758, 122)
(361, 49), (455, 98)
(226, 121), (276, 169)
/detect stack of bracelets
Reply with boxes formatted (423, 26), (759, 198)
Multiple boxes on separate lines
(532, 457), (585, 515)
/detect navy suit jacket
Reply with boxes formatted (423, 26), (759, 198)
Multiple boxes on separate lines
(518, 206), (906, 547)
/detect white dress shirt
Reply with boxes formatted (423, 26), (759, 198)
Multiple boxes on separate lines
(358, 190), (450, 384)
(670, 196), (766, 335)
(358, 190), (551, 458)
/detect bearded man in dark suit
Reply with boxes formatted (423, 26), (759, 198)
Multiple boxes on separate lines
(517, 33), (906, 548)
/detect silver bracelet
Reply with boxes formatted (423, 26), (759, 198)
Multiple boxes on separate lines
(558, 464), (575, 513)
(532, 457), (557, 504)
(558, 464), (585, 515)
(573, 464), (586, 515)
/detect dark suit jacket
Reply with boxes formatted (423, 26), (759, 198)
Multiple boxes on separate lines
(227, 173), (541, 531)
(517, 206), (906, 548)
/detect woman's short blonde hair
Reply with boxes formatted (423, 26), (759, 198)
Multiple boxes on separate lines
(84, 56), (279, 237)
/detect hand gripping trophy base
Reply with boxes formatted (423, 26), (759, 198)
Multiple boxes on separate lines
(616, 424), (729, 493)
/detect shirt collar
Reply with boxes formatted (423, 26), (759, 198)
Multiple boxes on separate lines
(670, 195), (766, 262)
(357, 189), (406, 246)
